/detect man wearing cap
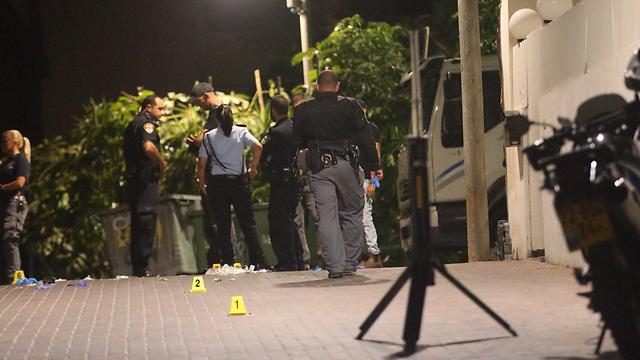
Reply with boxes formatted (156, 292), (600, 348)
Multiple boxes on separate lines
(187, 82), (237, 269)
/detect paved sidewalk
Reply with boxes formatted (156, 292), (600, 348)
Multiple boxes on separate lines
(0, 260), (621, 359)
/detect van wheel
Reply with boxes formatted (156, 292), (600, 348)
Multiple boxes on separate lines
(488, 199), (507, 249)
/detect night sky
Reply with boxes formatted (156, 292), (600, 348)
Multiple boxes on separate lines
(2, 0), (431, 141)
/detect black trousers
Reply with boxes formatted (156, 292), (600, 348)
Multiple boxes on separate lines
(127, 180), (159, 276)
(268, 178), (300, 269)
(200, 190), (239, 267)
(206, 175), (266, 266)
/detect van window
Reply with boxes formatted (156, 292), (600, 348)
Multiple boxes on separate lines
(421, 57), (444, 132)
(441, 70), (502, 148)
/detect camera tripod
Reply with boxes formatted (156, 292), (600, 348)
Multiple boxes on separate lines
(356, 136), (518, 355)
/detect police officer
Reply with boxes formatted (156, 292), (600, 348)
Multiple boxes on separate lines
(293, 70), (382, 278)
(0, 130), (31, 284)
(123, 94), (166, 277)
(187, 82), (237, 269)
(261, 95), (299, 271)
(197, 105), (269, 269)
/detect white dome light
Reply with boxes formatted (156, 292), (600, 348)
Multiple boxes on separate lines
(536, 0), (572, 21)
(509, 8), (544, 41)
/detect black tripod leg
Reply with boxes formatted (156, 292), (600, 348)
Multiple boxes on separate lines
(402, 265), (430, 354)
(594, 324), (606, 355)
(434, 262), (518, 337)
(357, 267), (412, 340)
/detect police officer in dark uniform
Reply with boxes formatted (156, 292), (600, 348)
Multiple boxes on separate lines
(261, 95), (299, 271)
(123, 94), (166, 277)
(187, 82), (237, 268)
(293, 70), (382, 278)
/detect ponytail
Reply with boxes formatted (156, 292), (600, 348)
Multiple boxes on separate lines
(220, 105), (233, 137)
(22, 137), (31, 163)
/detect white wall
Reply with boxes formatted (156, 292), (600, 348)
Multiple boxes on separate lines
(502, 0), (640, 266)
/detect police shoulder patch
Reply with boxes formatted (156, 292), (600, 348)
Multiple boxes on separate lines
(143, 123), (155, 134)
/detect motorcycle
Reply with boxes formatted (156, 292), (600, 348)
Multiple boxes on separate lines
(506, 49), (640, 359)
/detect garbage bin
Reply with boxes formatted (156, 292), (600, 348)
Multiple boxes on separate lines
(100, 194), (202, 276)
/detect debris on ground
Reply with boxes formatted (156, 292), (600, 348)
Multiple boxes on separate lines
(205, 264), (269, 276)
(115, 275), (128, 280)
(83, 275), (94, 281)
(36, 284), (53, 290)
(16, 278), (38, 286)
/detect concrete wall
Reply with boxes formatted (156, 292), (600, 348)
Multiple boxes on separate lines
(501, 0), (640, 266)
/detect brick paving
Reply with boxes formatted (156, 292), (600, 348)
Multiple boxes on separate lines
(0, 260), (622, 359)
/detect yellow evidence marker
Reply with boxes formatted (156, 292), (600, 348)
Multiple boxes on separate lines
(229, 296), (247, 316)
(233, 263), (242, 269)
(212, 263), (221, 269)
(12, 270), (25, 285)
(190, 276), (207, 293)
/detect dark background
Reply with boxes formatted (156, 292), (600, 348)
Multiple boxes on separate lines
(1, 0), (430, 143)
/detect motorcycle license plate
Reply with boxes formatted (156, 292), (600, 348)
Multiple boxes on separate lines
(557, 198), (614, 251)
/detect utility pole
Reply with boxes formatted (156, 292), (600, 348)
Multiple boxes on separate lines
(458, 0), (490, 261)
(287, 0), (312, 93)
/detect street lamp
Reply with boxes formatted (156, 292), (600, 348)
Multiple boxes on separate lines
(509, 8), (543, 42)
(287, 0), (311, 93)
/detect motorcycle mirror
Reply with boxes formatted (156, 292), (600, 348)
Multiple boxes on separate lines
(624, 46), (640, 92)
(504, 111), (531, 145)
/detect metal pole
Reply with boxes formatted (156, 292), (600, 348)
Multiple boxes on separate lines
(299, 1), (311, 93)
(458, 0), (490, 261)
(409, 30), (423, 136)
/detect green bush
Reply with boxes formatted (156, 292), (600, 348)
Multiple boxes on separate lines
(25, 89), (268, 279)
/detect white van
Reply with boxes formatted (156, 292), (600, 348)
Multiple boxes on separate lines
(397, 55), (506, 250)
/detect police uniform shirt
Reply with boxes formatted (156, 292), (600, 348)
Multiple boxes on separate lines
(293, 92), (379, 172)
(123, 112), (160, 173)
(199, 125), (259, 176)
(0, 152), (30, 201)
(261, 118), (295, 174)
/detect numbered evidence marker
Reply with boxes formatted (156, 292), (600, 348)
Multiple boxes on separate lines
(190, 276), (207, 293)
(233, 262), (242, 269)
(12, 270), (25, 285)
(228, 296), (248, 316)
(212, 263), (221, 269)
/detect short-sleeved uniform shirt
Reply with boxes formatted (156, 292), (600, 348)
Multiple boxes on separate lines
(199, 125), (260, 176)
(0, 152), (30, 201)
(123, 112), (160, 177)
(261, 118), (296, 174)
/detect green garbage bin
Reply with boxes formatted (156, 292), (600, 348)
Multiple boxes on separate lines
(100, 194), (202, 276)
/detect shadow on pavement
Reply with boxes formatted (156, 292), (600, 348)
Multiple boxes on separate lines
(359, 335), (512, 359)
(543, 351), (621, 360)
(275, 275), (391, 288)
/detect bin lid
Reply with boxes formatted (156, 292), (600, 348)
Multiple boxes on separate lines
(98, 204), (130, 217)
(99, 194), (201, 218)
